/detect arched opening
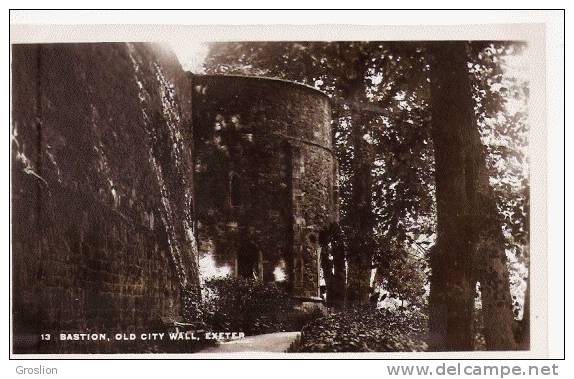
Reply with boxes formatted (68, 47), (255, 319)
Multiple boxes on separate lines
(229, 172), (241, 207)
(237, 241), (260, 280)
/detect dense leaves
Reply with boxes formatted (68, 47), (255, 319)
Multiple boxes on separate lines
(468, 43), (530, 314)
(290, 307), (428, 352)
(469, 43), (529, 252)
(202, 277), (322, 335)
(204, 42), (434, 305)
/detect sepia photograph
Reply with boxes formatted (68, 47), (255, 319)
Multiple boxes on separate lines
(8, 12), (560, 360)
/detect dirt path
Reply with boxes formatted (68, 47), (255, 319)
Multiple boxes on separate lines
(200, 332), (300, 353)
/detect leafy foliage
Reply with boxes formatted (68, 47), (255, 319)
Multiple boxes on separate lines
(469, 42), (529, 254)
(468, 42), (530, 316)
(204, 42), (435, 305)
(202, 40), (529, 317)
(202, 277), (322, 335)
(290, 306), (428, 352)
(375, 250), (429, 308)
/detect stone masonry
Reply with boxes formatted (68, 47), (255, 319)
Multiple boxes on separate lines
(11, 46), (338, 354)
(11, 43), (198, 353)
(192, 75), (338, 299)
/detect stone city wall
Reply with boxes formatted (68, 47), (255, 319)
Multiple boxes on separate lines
(11, 43), (197, 353)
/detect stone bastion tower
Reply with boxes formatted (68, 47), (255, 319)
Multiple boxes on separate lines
(192, 75), (339, 300)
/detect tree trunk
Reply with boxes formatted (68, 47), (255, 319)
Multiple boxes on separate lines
(428, 42), (476, 351)
(468, 124), (517, 350)
(346, 110), (375, 306)
(475, 230), (517, 350)
(428, 41), (518, 351)
(320, 223), (347, 308)
(338, 51), (375, 307)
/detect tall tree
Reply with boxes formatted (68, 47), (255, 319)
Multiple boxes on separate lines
(427, 42), (477, 351)
(467, 42), (526, 350)
(339, 47), (376, 305)
(428, 41), (520, 350)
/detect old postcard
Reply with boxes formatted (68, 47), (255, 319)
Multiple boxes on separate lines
(9, 12), (556, 359)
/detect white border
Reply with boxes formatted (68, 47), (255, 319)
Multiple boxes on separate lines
(4, 9), (565, 368)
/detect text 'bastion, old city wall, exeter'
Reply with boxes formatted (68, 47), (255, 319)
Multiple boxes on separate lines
(11, 43), (199, 353)
(192, 75), (338, 299)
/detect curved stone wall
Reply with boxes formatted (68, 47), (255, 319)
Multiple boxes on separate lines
(192, 75), (337, 298)
(11, 43), (198, 353)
